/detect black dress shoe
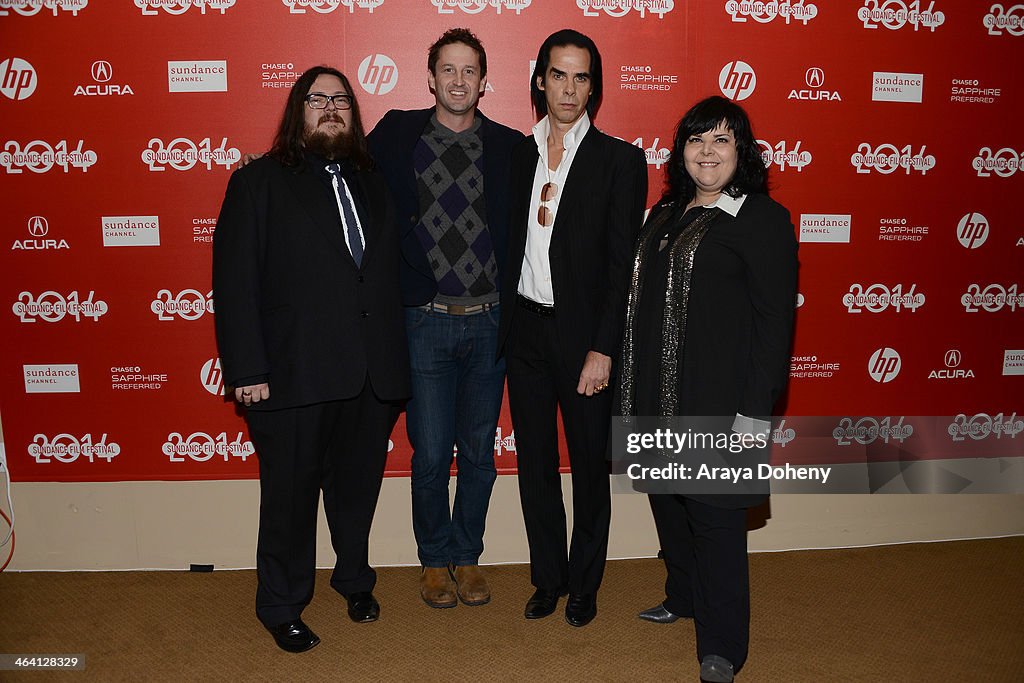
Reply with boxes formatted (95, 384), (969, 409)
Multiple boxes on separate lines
(345, 591), (380, 623)
(637, 602), (682, 624)
(524, 587), (567, 619)
(266, 619), (320, 653)
(565, 593), (597, 627)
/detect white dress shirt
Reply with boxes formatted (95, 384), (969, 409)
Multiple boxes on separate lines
(701, 191), (746, 217)
(517, 112), (592, 305)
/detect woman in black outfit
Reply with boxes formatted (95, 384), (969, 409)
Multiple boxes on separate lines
(618, 96), (798, 682)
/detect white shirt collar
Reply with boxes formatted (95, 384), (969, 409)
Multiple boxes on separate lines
(702, 193), (747, 217)
(532, 111), (591, 157)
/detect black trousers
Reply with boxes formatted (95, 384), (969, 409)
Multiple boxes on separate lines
(649, 493), (750, 671)
(246, 380), (395, 628)
(506, 305), (612, 595)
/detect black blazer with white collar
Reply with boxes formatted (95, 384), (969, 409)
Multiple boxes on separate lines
(498, 125), (648, 377)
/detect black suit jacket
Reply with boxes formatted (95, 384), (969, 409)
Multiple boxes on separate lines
(498, 125), (648, 377)
(367, 107), (525, 306)
(666, 194), (798, 509)
(673, 194), (798, 423)
(212, 155), (411, 411)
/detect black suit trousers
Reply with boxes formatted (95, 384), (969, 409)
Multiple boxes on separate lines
(506, 305), (612, 595)
(246, 379), (395, 628)
(649, 493), (750, 671)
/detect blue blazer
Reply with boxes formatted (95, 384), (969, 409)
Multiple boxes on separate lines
(367, 107), (525, 306)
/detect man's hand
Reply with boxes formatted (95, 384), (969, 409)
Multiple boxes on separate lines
(234, 382), (270, 406)
(577, 351), (611, 397)
(237, 152), (264, 169)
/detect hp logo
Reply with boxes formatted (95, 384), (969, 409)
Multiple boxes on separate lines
(956, 212), (989, 249)
(201, 358), (224, 396)
(868, 347), (902, 383)
(719, 61), (756, 101)
(358, 54), (398, 96)
(0, 57), (37, 100)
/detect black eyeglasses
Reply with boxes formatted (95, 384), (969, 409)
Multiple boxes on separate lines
(305, 93), (353, 110)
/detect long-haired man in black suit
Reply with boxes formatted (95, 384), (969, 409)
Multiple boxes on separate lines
(213, 65), (409, 652)
(497, 29), (648, 628)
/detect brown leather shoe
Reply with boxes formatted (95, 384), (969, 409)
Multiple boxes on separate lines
(452, 565), (491, 606)
(420, 567), (457, 609)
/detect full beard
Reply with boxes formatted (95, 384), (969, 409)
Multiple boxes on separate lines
(303, 116), (354, 160)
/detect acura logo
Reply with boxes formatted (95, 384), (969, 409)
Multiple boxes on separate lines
(805, 67), (824, 88)
(27, 216), (48, 237)
(91, 60), (112, 83)
(944, 349), (962, 368)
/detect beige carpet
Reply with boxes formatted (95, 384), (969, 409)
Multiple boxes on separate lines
(2, 537), (1022, 682)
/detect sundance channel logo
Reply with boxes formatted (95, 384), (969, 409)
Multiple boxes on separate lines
(102, 215), (160, 247)
(872, 72), (923, 103)
(24, 363), (80, 393)
(799, 214), (850, 243)
(1003, 350), (1024, 376)
(168, 60), (227, 92)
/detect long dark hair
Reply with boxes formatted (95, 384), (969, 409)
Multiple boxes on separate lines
(663, 95), (767, 205)
(268, 65), (373, 171)
(530, 29), (603, 120)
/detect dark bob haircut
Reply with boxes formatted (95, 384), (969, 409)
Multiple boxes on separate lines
(427, 27), (487, 78)
(268, 65), (373, 171)
(530, 29), (602, 120)
(663, 95), (768, 205)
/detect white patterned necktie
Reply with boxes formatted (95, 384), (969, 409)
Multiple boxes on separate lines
(325, 163), (364, 267)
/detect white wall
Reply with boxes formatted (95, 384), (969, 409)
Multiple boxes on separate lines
(5, 474), (1023, 570)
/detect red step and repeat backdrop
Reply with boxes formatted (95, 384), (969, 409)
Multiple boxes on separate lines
(1, 0), (1021, 482)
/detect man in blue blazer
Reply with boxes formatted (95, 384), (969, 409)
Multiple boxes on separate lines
(367, 28), (524, 609)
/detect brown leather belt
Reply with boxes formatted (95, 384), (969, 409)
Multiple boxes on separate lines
(516, 294), (554, 317)
(419, 301), (496, 316)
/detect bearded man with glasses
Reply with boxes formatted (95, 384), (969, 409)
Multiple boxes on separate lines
(213, 65), (409, 652)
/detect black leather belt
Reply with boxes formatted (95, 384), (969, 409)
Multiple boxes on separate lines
(516, 294), (554, 317)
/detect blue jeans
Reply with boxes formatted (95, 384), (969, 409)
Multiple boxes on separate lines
(404, 304), (505, 567)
